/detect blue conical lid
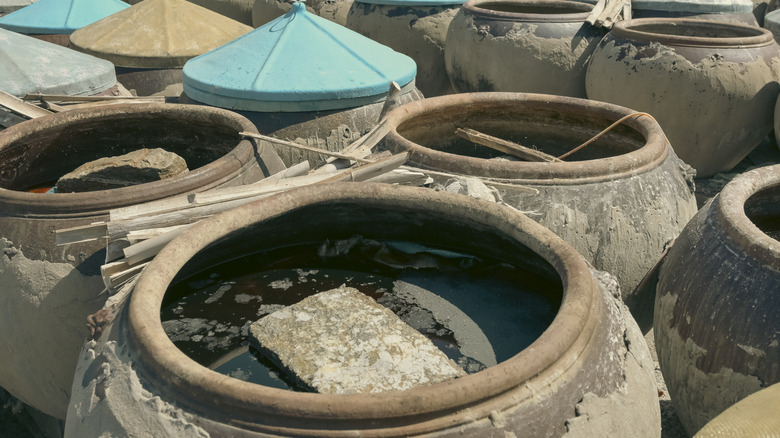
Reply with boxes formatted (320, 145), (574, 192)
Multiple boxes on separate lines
(0, 29), (117, 97)
(0, 0), (37, 14)
(0, 0), (129, 35)
(182, 2), (417, 112)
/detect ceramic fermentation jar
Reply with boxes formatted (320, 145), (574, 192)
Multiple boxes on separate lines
(586, 18), (780, 177)
(445, 0), (602, 97)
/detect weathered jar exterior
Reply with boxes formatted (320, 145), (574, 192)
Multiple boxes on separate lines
(586, 18), (780, 178)
(66, 183), (660, 437)
(445, 0), (602, 97)
(346, 1), (461, 97)
(0, 103), (285, 419)
(379, 92), (698, 332)
(653, 164), (780, 435)
(694, 382), (780, 437)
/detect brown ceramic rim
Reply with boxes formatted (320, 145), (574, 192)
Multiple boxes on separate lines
(462, 0), (594, 22)
(128, 183), (602, 436)
(382, 92), (671, 185)
(0, 103), (263, 217)
(611, 17), (775, 48)
(716, 164), (780, 266)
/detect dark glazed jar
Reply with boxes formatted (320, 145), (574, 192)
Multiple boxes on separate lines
(0, 103), (285, 419)
(67, 183), (660, 437)
(445, 0), (602, 97)
(379, 92), (698, 332)
(586, 18), (780, 177)
(653, 164), (780, 435)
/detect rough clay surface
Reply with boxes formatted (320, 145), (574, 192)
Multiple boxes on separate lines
(249, 286), (465, 393)
(586, 39), (780, 177)
(655, 292), (764, 436)
(0, 238), (105, 419)
(65, 339), (209, 438)
(445, 16), (602, 97)
(561, 267), (661, 437)
(487, 155), (697, 331)
(345, 4), (458, 97)
(56, 148), (189, 193)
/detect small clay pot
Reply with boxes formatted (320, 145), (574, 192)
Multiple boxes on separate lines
(66, 183), (660, 437)
(345, 1), (461, 97)
(445, 0), (602, 97)
(0, 103), (285, 419)
(379, 92), (698, 332)
(586, 18), (780, 177)
(653, 164), (780, 435)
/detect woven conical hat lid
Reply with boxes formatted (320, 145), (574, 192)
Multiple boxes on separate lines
(69, 0), (252, 68)
(0, 28), (116, 97)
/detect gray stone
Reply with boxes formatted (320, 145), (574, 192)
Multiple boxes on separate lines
(248, 286), (465, 394)
(56, 148), (188, 192)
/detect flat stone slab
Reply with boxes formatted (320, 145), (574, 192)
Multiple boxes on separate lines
(56, 148), (188, 192)
(248, 285), (465, 394)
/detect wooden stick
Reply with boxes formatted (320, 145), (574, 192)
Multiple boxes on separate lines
(23, 93), (165, 102)
(56, 222), (108, 245)
(123, 223), (193, 266)
(586, 0), (607, 26)
(378, 81), (402, 122)
(455, 128), (562, 162)
(319, 152), (408, 183)
(0, 90), (53, 119)
(240, 131), (373, 163)
(312, 118), (391, 174)
(558, 112), (650, 160)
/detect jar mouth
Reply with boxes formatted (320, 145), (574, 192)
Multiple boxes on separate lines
(463, 0), (594, 21)
(612, 18), (774, 47)
(718, 165), (780, 265)
(128, 183), (601, 435)
(381, 92), (669, 184)
(0, 103), (263, 217)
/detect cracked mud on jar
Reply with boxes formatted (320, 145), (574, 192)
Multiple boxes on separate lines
(160, 235), (561, 390)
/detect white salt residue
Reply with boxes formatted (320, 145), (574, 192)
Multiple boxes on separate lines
(234, 294), (262, 304)
(257, 304), (286, 317)
(269, 278), (293, 290)
(296, 269), (319, 283)
(204, 283), (233, 304)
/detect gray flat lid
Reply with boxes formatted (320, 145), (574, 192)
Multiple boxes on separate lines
(0, 28), (116, 97)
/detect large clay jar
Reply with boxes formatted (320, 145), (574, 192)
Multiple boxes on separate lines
(345, 0), (462, 97)
(631, 0), (758, 25)
(66, 183), (660, 437)
(0, 103), (285, 419)
(186, 0), (255, 25)
(379, 92), (698, 332)
(653, 164), (780, 435)
(586, 18), (780, 178)
(445, 0), (602, 97)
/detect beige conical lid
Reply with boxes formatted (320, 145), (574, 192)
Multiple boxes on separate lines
(69, 0), (252, 68)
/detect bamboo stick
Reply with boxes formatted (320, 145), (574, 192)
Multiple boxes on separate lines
(455, 128), (562, 162)
(240, 131), (373, 163)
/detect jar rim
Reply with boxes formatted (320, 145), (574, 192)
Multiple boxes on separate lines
(611, 18), (774, 48)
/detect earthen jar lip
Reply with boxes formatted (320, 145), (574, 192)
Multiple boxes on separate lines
(611, 17), (775, 48)
(0, 103), (264, 218)
(461, 0), (594, 22)
(128, 183), (602, 435)
(382, 92), (670, 184)
(716, 164), (780, 265)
